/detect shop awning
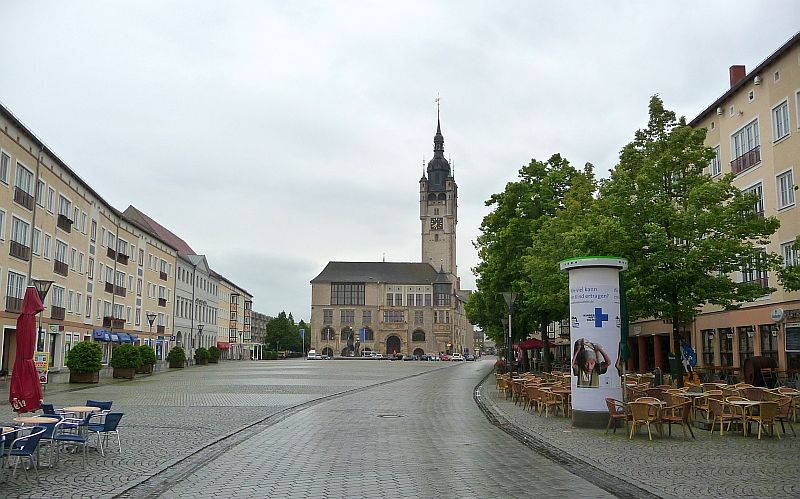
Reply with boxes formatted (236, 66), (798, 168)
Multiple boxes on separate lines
(92, 329), (112, 342)
(216, 341), (230, 350)
(116, 333), (133, 343)
(129, 334), (139, 343)
(515, 338), (555, 349)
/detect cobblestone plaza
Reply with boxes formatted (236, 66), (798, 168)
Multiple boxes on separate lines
(1, 359), (798, 498)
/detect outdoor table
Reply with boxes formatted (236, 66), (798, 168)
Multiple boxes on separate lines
(727, 400), (760, 436)
(1, 427), (16, 435)
(13, 416), (59, 426)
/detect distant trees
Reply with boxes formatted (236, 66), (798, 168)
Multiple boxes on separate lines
(264, 311), (306, 352)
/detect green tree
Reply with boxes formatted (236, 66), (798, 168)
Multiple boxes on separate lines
(264, 311), (303, 352)
(467, 153), (595, 371)
(597, 95), (782, 351)
(297, 319), (310, 353)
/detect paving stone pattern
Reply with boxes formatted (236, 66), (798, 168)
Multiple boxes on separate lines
(479, 375), (800, 499)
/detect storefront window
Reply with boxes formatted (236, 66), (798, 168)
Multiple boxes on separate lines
(758, 324), (779, 362)
(737, 326), (754, 368)
(718, 327), (733, 366)
(701, 329), (715, 366)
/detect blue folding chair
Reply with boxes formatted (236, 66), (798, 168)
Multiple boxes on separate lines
(88, 412), (124, 456)
(2, 426), (47, 481)
(53, 413), (94, 468)
(86, 400), (113, 413)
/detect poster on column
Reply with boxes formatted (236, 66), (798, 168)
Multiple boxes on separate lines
(566, 264), (624, 413)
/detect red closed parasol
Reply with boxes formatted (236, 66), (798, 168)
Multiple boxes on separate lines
(9, 286), (44, 413)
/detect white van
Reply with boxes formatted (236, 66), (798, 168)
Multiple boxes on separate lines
(307, 350), (318, 360)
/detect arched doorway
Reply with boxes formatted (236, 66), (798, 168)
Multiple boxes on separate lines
(413, 348), (425, 356)
(176, 331), (183, 347)
(386, 336), (401, 356)
(322, 347), (333, 357)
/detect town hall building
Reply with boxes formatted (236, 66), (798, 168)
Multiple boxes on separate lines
(309, 115), (472, 357)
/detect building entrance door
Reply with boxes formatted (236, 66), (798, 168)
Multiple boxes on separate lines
(386, 336), (401, 356)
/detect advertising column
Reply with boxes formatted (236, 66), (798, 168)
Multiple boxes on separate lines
(560, 257), (628, 428)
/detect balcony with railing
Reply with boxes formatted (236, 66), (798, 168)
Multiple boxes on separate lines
(103, 316), (126, 329)
(105, 281), (115, 293)
(158, 297), (167, 307)
(157, 325), (165, 334)
(52, 259), (68, 276)
(107, 247), (117, 259)
(159, 271), (168, 281)
(14, 187), (34, 211)
(5, 296), (23, 314)
(57, 214), (73, 233)
(731, 146), (761, 175)
(115, 285), (127, 297)
(51, 306), (66, 321)
(117, 253), (129, 265)
(10, 240), (31, 261)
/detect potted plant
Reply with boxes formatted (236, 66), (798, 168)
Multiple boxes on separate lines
(194, 347), (210, 365)
(66, 341), (103, 383)
(110, 343), (142, 379)
(208, 346), (221, 364)
(136, 344), (157, 374)
(167, 346), (187, 368)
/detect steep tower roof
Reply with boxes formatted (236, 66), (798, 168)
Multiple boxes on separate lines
(426, 110), (451, 191)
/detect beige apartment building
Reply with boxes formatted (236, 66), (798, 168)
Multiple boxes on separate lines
(309, 116), (473, 358)
(0, 103), (182, 374)
(214, 271), (254, 360)
(630, 33), (800, 377)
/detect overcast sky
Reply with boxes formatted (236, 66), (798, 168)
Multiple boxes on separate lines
(1, 2), (798, 321)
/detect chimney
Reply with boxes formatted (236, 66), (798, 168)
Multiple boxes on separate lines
(729, 65), (746, 87)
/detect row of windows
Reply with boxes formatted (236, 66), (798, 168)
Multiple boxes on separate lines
(321, 308), (454, 325)
(175, 296), (218, 325)
(318, 326), (428, 342)
(386, 293), (433, 307)
(740, 170), (796, 214)
(331, 283), (365, 305)
(177, 266), (218, 295)
(700, 325), (780, 367)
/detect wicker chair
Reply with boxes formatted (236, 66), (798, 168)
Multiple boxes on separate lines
(629, 402), (659, 440)
(605, 398), (628, 435)
(708, 398), (736, 436)
(661, 398), (695, 440)
(746, 401), (780, 439)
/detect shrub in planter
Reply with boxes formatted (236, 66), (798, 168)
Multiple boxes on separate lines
(110, 343), (142, 379)
(167, 346), (187, 368)
(66, 341), (103, 383)
(136, 344), (157, 374)
(264, 350), (278, 360)
(194, 347), (210, 365)
(208, 346), (221, 363)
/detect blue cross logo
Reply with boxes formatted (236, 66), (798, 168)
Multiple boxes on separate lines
(594, 307), (609, 327)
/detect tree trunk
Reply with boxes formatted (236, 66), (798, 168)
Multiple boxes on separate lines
(541, 316), (551, 374)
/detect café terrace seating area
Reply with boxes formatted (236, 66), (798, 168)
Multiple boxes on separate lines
(1, 400), (123, 483)
(495, 371), (799, 441)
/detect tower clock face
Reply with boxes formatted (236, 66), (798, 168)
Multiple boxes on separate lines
(430, 217), (443, 230)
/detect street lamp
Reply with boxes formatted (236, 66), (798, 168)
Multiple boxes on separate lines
(502, 291), (517, 374)
(31, 279), (54, 353)
(197, 323), (204, 349)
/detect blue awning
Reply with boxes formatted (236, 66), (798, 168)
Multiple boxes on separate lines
(92, 329), (112, 342)
(116, 333), (132, 343)
(129, 334), (139, 343)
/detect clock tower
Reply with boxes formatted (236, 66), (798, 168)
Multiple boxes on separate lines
(420, 113), (457, 282)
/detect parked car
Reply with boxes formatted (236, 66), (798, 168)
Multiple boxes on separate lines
(307, 350), (318, 360)
(321, 353), (331, 360)
(440, 353), (451, 361)
(373, 353), (384, 360)
(465, 354), (476, 361)
(403, 355), (418, 361)
(451, 353), (465, 361)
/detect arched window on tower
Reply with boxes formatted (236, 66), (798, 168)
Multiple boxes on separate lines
(412, 329), (425, 342)
(438, 193), (446, 201)
(428, 193), (437, 201)
(321, 326), (335, 341)
(364, 327), (374, 341)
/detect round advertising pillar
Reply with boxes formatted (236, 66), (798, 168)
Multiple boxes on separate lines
(559, 257), (628, 428)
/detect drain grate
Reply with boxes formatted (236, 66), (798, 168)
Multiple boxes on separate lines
(376, 414), (405, 418)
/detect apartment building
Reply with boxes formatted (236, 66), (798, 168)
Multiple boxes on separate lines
(213, 272), (254, 360)
(0, 103), (180, 373)
(630, 33), (800, 375)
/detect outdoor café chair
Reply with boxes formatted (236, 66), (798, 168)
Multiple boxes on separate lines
(661, 399), (695, 440)
(745, 401), (780, 440)
(2, 426), (47, 482)
(708, 398), (736, 436)
(88, 412), (124, 456)
(540, 389), (563, 418)
(605, 398), (628, 435)
(775, 397), (796, 437)
(53, 412), (95, 468)
(86, 400), (113, 415)
(742, 387), (764, 401)
(41, 403), (74, 417)
(628, 402), (659, 440)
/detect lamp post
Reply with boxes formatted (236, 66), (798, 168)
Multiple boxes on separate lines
(146, 311), (157, 343)
(502, 291), (517, 374)
(31, 279), (54, 354)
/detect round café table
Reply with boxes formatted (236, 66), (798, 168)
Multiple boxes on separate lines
(61, 406), (101, 418)
(12, 416), (59, 426)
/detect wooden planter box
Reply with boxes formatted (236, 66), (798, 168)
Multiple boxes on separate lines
(209, 358), (219, 364)
(169, 361), (185, 369)
(69, 371), (100, 384)
(135, 363), (154, 374)
(113, 367), (136, 379)
(196, 358), (209, 366)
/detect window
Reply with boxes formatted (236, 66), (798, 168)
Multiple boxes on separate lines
(0, 209), (4, 239)
(321, 326), (335, 341)
(11, 217), (30, 246)
(43, 233), (51, 259)
(412, 329), (425, 342)
(73, 207), (79, 226)
(777, 169), (795, 209)
(395, 293), (402, 306)
(36, 179), (45, 207)
(731, 119), (760, 174)
(773, 100), (790, 141)
(107, 232), (115, 251)
(748, 90), (754, 102)
(718, 328), (733, 366)
(79, 252), (84, 273)
(742, 183), (764, 217)
(47, 187), (55, 213)
(737, 326), (754, 368)
(0, 151), (9, 183)
(710, 145), (721, 176)
(362, 310), (371, 324)
(363, 327), (374, 341)
(701, 329), (715, 366)
(782, 240), (799, 268)
(88, 257), (94, 278)
(76, 292), (82, 315)
(759, 324), (779, 363)
(81, 212), (87, 233)
(90, 220), (97, 242)
(137, 278), (142, 296)
(55, 240), (68, 263)
(105, 267), (113, 284)
(15, 162), (33, 195)
(383, 310), (404, 323)
(330, 283), (365, 305)
(341, 310), (354, 324)
(424, 293), (432, 307)
(116, 271), (125, 288)
(386, 293), (393, 306)
(86, 296), (92, 318)
(70, 248), (77, 270)
(128, 275), (133, 291)
(51, 285), (64, 308)
(32, 228), (41, 255)
(740, 250), (769, 288)
(323, 309), (333, 324)
(67, 290), (74, 313)
(415, 293), (423, 306)
(117, 238), (128, 256)
(434, 310), (451, 324)
(6, 270), (26, 301)
(58, 195), (71, 218)
(414, 310), (424, 324)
